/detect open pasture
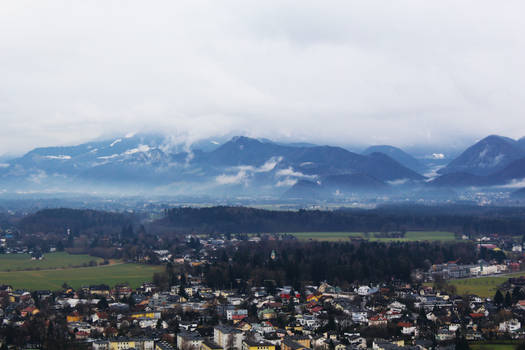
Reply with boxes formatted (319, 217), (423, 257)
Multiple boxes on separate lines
(0, 252), (103, 271)
(0, 263), (163, 290)
(446, 271), (525, 298)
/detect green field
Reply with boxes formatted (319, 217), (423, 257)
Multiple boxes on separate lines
(0, 263), (163, 290)
(443, 271), (525, 298)
(470, 342), (518, 350)
(450, 276), (509, 298)
(285, 231), (457, 242)
(0, 252), (103, 271)
(286, 232), (361, 241)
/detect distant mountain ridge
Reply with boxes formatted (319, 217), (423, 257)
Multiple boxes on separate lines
(207, 136), (424, 181)
(363, 145), (428, 173)
(430, 135), (525, 187)
(438, 135), (525, 176)
(0, 134), (424, 197)
(4, 133), (525, 197)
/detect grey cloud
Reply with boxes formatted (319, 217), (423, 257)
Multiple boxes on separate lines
(1, 1), (525, 156)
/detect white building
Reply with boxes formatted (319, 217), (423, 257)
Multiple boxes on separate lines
(499, 319), (521, 333)
(214, 325), (244, 350)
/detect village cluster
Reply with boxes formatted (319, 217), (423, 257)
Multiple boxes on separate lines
(3, 271), (525, 350)
(3, 223), (525, 349)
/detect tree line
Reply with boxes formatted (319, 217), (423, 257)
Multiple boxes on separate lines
(18, 208), (135, 235)
(156, 240), (478, 290)
(156, 205), (525, 235)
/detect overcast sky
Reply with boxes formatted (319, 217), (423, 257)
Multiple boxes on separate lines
(1, 1), (525, 156)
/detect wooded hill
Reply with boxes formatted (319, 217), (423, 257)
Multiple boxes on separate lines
(155, 205), (525, 235)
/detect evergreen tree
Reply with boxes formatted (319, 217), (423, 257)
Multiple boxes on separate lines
(494, 290), (504, 306)
(455, 330), (470, 350)
(97, 297), (109, 310)
(327, 315), (336, 331)
(505, 291), (512, 307)
(512, 286), (524, 303)
(516, 342), (525, 350)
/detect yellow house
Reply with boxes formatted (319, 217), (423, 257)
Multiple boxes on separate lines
(21, 306), (39, 317)
(107, 338), (154, 350)
(235, 322), (252, 331)
(306, 294), (321, 303)
(110, 339), (136, 350)
(66, 312), (82, 323)
(131, 312), (158, 319)
(282, 336), (310, 350)
(199, 287), (213, 293)
(390, 339), (404, 347)
(200, 340), (223, 350)
(285, 325), (303, 332)
(90, 285), (110, 296)
(242, 340), (276, 350)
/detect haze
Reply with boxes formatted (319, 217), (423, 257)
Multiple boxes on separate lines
(2, 1), (525, 156)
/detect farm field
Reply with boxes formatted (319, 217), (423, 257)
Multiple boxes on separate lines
(0, 252), (103, 271)
(0, 263), (163, 290)
(446, 271), (525, 298)
(285, 231), (457, 242)
(450, 276), (508, 298)
(372, 231), (457, 242)
(285, 232), (361, 241)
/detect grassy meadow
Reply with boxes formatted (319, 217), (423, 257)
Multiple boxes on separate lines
(441, 271), (525, 298)
(0, 252), (163, 290)
(0, 263), (163, 290)
(450, 276), (509, 298)
(0, 252), (103, 271)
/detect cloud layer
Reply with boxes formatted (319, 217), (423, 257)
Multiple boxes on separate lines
(1, 1), (525, 155)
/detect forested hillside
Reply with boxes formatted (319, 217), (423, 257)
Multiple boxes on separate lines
(155, 205), (525, 235)
(18, 208), (134, 235)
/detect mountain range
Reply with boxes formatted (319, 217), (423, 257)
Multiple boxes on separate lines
(362, 145), (428, 174)
(2, 133), (525, 200)
(430, 135), (525, 187)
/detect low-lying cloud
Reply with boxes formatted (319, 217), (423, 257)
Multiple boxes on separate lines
(216, 169), (250, 185)
(215, 157), (283, 185)
(276, 167), (317, 180)
(276, 178), (299, 187)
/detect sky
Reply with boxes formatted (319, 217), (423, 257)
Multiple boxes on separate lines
(1, 1), (525, 156)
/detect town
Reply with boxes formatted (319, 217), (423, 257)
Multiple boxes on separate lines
(3, 0), (525, 347)
(2, 222), (525, 350)
(3, 264), (525, 350)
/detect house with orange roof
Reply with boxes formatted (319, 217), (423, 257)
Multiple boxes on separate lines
(20, 306), (39, 318)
